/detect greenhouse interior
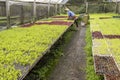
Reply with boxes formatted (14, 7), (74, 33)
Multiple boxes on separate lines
(0, 0), (120, 80)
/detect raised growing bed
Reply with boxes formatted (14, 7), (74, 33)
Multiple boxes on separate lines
(19, 25), (71, 80)
(0, 15), (79, 80)
(90, 13), (120, 80)
(0, 25), (69, 80)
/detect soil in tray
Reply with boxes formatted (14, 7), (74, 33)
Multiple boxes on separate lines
(94, 55), (120, 76)
(105, 74), (120, 80)
(104, 35), (120, 39)
(50, 21), (73, 26)
(92, 31), (103, 39)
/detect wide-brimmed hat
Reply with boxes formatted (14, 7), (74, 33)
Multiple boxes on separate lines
(65, 8), (69, 11)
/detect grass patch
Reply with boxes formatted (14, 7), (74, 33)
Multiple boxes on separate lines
(24, 25), (77, 80)
(85, 25), (104, 80)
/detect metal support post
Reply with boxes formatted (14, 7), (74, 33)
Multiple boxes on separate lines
(115, 2), (118, 13)
(6, 0), (10, 29)
(55, 4), (58, 15)
(48, 1), (50, 17)
(33, 0), (36, 23)
(86, 2), (88, 13)
(20, 5), (24, 24)
(59, 4), (62, 15)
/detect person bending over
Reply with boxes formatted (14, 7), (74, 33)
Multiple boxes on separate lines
(65, 8), (78, 27)
(65, 8), (76, 20)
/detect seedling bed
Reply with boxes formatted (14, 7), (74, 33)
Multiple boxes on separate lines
(19, 25), (71, 80)
(0, 24), (71, 80)
(94, 55), (120, 75)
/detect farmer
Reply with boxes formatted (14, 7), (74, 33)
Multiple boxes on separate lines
(65, 8), (76, 20)
(65, 8), (78, 27)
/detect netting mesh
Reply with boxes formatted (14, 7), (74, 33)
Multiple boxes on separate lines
(0, 2), (6, 28)
(66, 2), (120, 14)
(0, 1), (58, 29)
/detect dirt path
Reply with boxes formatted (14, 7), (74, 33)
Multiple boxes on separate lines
(49, 26), (86, 80)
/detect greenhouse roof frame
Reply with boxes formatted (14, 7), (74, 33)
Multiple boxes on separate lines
(16, 0), (69, 4)
(0, 0), (69, 4)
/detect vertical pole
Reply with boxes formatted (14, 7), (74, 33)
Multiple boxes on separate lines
(48, 1), (50, 17)
(118, 2), (120, 14)
(115, 1), (118, 13)
(86, 2), (88, 13)
(6, 0), (10, 29)
(20, 5), (24, 24)
(33, 0), (36, 23)
(55, 4), (58, 15)
(59, 4), (62, 15)
(104, 3), (106, 13)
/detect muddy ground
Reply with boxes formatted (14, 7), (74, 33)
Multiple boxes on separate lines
(49, 26), (86, 80)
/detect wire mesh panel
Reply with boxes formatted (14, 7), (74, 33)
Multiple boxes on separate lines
(0, 1), (6, 29)
(49, 5), (56, 16)
(117, 2), (120, 13)
(10, 4), (21, 26)
(36, 4), (48, 19)
(9, 1), (33, 26)
(0, 0), (69, 29)
(22, 3), (33, 23)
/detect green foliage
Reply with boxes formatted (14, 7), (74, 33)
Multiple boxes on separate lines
(0, 24), (68, 80)
(85, 25), (104, 80)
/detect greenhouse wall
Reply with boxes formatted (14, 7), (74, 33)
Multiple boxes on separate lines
(0, 2), (6, 16)
(0, 1), (58, 29)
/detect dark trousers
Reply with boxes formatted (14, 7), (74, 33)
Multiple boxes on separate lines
(68, 16), (78, 27)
